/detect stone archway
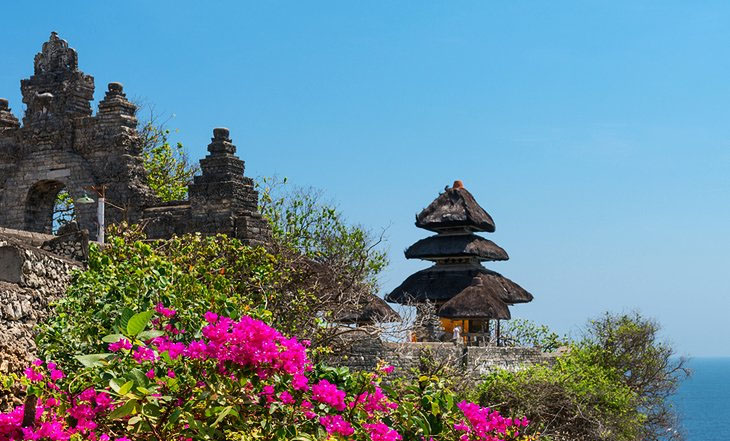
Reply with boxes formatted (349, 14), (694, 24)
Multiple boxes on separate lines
(24, 180), (66, 234)
(0, 151), (98, 238)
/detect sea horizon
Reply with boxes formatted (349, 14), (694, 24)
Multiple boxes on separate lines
(673, 357), (730, 440)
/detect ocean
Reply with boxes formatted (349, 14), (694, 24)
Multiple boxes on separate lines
(673, 357), (730, 440)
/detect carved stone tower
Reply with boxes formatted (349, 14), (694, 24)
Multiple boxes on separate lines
(0, 32), (268, 244)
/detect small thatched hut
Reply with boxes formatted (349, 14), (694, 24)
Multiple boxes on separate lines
(333, 294), (401, 326)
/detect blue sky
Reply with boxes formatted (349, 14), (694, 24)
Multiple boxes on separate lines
(2, 1), (729, 356)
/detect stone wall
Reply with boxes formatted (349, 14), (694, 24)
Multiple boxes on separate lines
(0, 226), (88, 262)
(40, 230), (89, 262)
(328, 333), (552, 379)
(0, 236), (80, 376)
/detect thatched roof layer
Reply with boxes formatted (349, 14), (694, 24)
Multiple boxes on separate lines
(333, 294), (401, 325)
(385, 264), (533, 305)
(405, 234), (509, 261)
(415, 184), (496, 233)
(438, 278), (511, 320)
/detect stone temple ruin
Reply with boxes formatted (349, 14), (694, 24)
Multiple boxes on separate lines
(0, 32), (268, 244)
(0, 34), (550, 397)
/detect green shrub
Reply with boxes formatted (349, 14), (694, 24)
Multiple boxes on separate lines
(477, 312), (688, 441)
(478, 345), (642, 441)
(36, 226), (317, 368)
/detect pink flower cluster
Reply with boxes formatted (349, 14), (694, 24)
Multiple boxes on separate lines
(0, 308), (533, 441)
(197, 314), (311, 376)
(319, 415), (354, 436)
(108, 339), (132, 352)
(23, 359), (65, 385)
(154, 302), (177, 318)
(364, 422), (403, 441)
(454, 401), (529, 441)
(104, 311), (311, 383)
(352, 385), (398, 416)
(311, 379), (347, 411)
(1, 362), (120, 441)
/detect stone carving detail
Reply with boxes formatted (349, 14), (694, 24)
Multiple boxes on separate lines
(33, 32), (78, 75)
(0, 33), (268, 245)
(0, 99), (19, 130)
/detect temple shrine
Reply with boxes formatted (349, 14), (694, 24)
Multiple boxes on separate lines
(386, 180), (534, 345)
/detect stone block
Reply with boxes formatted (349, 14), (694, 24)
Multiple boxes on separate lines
(0, 246), (22, 284)
(46, 168), (71, 179)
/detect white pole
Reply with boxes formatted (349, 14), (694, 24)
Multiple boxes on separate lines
(97, 197), (105, 243)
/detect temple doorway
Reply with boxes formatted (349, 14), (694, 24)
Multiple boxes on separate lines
(23, 180), (76, 235)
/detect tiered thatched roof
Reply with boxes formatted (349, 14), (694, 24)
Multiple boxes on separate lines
(385, 265), (533, 305)
(405, 234), (509, 262)
(415, 181), (496, 233)
(438, 277), (511, 320)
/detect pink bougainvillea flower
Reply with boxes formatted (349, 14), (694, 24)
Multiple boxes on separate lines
(292, 374), (309, 391)
(319, 414), (354, 436)
(364, 422), (402, 441)
(278, 391), (295, 404)
(24, 366), (43, 382)
(204, 311), (218, 324)
(155, 302), (177, 318)
(311, 379), (347, 411)
(108, 338), (132, 352)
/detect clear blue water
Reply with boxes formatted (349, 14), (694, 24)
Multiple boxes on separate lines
(673, 358), (730, 440)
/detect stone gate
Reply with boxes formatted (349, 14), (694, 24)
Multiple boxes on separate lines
(0, 32), (268, 244)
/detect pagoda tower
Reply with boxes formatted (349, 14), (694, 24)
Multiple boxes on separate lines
(386, 180), (533, 344)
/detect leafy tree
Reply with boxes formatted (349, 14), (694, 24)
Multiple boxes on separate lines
(477, 312), (689, 441)
(51, 189), (75, 234)
(478, 344), (642, 441)
(582, 312), (689, 441)
(257, 176), (390, 332)
(137, 117), (199, 202)
(500, 318), (568, 352)
(37, 222), (385, 369)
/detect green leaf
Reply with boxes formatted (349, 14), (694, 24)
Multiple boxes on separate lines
(445, 393), (454, 410)
(142, 403), (162, 417)
(75, 353), (112, 368)
(127, 310), (154, 336)
(102, 334), (125, 343)
(168, 408), (182, 424)
(119, 380), (134, 395)
(136, 386), (151, 395)
(108, 399), (137, 419)
(211, 406), (233, 427)
(130, 369), (147, 387)
(119, 308), (135, 331)
(109, 378), (125, 393)
(137, 330), (165, 341)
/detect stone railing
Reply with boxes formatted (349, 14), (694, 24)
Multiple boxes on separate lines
(0, 226), (54, 248)
(327, 332), (554, 378)
(40, 230), (89, 262)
